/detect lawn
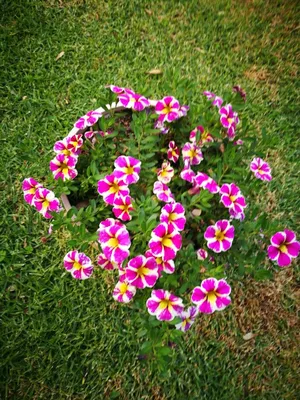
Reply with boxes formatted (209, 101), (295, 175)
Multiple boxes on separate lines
(1, 0), (299, 399)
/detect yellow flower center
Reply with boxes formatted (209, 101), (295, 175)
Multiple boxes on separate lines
(62, 149), (72, 156)
(60, 163), (69, 175)
(121, 204), (129, 212)
(161, 235), (173, 247)
(163, 105), (172, 114)
(257, 168), (264, 175)
(279, 244), (287, 253)
(206, 291), (217, 303)
(172, 149), (177, 156)
(42, 200), (49, 208)
(188, 149), (198, 159)
(108, 237), (119, 248)
(168, 213), (177, 222)
(110, 182), (120, 193)
(229, 195), (236, 202)
(119, 282), (128, 294)
(124, 166), (134, 175)
(160, 170), (168, 177)
(228, 117), (234, 124)
(159, 299), (171, 309)
(215, 230), (225, 241)
(136, 266), (148, 277)
(73, 261), (82, 270)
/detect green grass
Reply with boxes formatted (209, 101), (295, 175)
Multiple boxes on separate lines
(1, 0), (299, 398)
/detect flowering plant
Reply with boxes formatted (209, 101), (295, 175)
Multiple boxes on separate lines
(22, 85), (299, 361)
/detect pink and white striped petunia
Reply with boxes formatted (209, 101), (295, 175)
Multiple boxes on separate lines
(167, 141), (180, 163)
(74, 110), (102, 129)
(63, 250), (93, 280)
(233, 85), (246, 101)
(22, 178), (43, 205)
(194, 172), (220, 194)
(189, 126), (214, 146)
(191, 278), (231, 314)
(97, 174), (129, 205)
(212, 96), (223, 108)
(53, 138), (77, 157)
(153, 181), (175, 203)
(112, 195), (134, 221)
(196, 248), (208, 261)
(219, 104), (239, 139)
(118, 90), (150, 111)
(160, 202), (186, 231)
(98, 220), (131, 264)
(112, 280), (136, 303)
(154, 119), (169, 135)
(250, 157), (272, 181)
(113, 156), (141, 185)
(146, 289), (184, 321)
(66, 133), (84, 154)
(203, 91), (215, 100)
(125, 255), (159, 289)
(49, 154), (78, 181)
(204, 219), (235, 253)
(178, 104), (190, 118)
(268, 229), (300, 267)
(219, 183), (247, 214)
(157, 161), (174, 184)
(175, 306), (198, 332)
(145, 249), (175, 275)
(33, 188), (61, 219)
(180, 163), (196, 183)
(155, 96), (180, 123)
(149, 222), (182, 261)
(229, 208), (245, 221)
(182, 142), (203, 165)
(97, 253), (121, 270)
(109, 85), (125, 94)
(233, 139), (244, 146)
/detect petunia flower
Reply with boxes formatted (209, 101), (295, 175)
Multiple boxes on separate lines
(149, 222), (182, 261)
(98, 220), (131, 264)
(178, 104), (190, 118)
(182, 142), (203, 165)
(155, 96), (180, 123)
(268, 229), (300, 267)
(167, 141), (180, 163)
(154, 119), (169, 135)
(113, 156), (141, 185)
(233, 85), (246, 101)
(49, 154), (78, 181)
(112, 280), (136, 303)
(233, 139), (244, 146)
(212, 96), (223, 108)
(203, 91), (216, 100)
(145, 249), (175, 275)
(189, 126), (213, 146)
(63, 250), (93, 280)
(219, 183), (247, 214)
(125, 255), (159, 289)
(66, 133), (84, 154)
(22, 178), (43, 206)
(229, 208), (245, 221)
(153, 181), (175, 203)
(97, 253), (121, 270)
(97, 174), (129, 205)
(191, 278), (231, 314)
(118, 90), (150, 111)
(196, 248), (208, 261)
(204, 219), (235, 253)
(180, 162), (196, 183)
(250, 157), (272, 181)
(99, 217), (123, 230)
(109, 85), (125, 94)
(160, 202), (186, 231)
(53, 137), (78, 157)
(34, 188), (61, 219)
(112, 195), (134, 221)
(194, 172), (220, 194)
(74, 110), (102, 129)
(219, 104), (239, 140)
(175, 306), (198, 332)
(157, 161), (174, 184)
(146, 289), (184, 321)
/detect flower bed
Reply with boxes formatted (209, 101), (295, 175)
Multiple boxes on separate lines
(22, 85), (299, 339)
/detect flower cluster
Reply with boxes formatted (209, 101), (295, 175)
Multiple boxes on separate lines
(22, 178), (61, 219)
(219, 104), (240, 140)
(50, 133), (83, 181)
(220, 183), (247, 220)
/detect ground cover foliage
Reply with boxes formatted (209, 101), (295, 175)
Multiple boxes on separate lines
(1, 0), (299, 399)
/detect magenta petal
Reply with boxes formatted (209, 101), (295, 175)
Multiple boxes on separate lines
(215, 296), (231, 310)
(271, 232), (286, 246)
(204, 226), (216, 239)
(198, 300), (213, 314)
(284, 229), (296, 244)
(147, 299), (159, 313)
(216, 280), (231, 296)
(277, 252), (291, 267)
(158, 308), (173, 321)
(286, 242), (300, 257)
(268, 245), (280, 260)
(201, 278), (217, 292)
(191, 287), (205, 303)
